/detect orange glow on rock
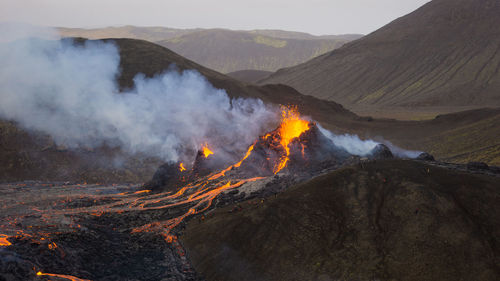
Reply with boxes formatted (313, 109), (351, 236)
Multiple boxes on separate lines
(202, 143), (214, 158)
(208, 143), (256, 181)
(36, 271), (91, 281)
(0, 234), (11, 246)
(273, 107), (310, 173)
(179, 162), (186, 172)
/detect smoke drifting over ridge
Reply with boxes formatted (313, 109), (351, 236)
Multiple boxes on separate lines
(0, 26), (419, 166)
(0, 33), (277, 163)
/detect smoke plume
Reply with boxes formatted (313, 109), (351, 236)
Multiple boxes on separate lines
(318, 125), (420, 158)
(0, 29), (277, 164)
(0, 25), (419, 167)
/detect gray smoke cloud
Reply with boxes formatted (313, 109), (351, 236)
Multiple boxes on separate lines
(0, 29), (277, 164)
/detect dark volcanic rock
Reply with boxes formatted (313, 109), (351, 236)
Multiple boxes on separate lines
(239, 122), (350, 176)
(417, 152), (435, 161)
(182, 160), (500, 281)
(144, 162), (183, 191)
(467, 161), (489, 171)
(369, 143), (394, 159)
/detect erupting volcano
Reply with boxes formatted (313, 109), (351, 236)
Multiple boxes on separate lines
(0, 106), (410, 280)
(267, 108), (310, 174)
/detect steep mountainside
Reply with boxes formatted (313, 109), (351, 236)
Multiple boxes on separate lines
(261, 0), (500, 109)
(156, 29), (359, 73)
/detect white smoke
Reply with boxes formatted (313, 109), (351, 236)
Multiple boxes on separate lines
(0, 27), (277, 163)
(383, 141), (421, 159)
(318, 125), (421, 158)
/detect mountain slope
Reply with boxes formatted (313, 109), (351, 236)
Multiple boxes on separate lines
(0, 38), (355, 183)
(261, 0), (500, 109)
(226, 70), (272, 83)
(156, 29), (359, 73)
(183, 159), (500, 281)
(57, 26), (362, 74)
(57, 26), (199, 42)
(1, 38), (499, 184)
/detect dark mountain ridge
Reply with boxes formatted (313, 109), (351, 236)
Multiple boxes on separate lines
(261, 0), (500, 109)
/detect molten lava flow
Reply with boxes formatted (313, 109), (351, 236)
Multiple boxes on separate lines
(234, 144), (255, 168)
(36, 271), (91, 281)
(207, 142), (256, 181)
(0, 234), (11, 246)
(202, 143), (214, 158)
(0, 106), (314, 280)
(179, 162), (186, 172)
(271, 107), (310, 174)
(131, 177), (264, 243)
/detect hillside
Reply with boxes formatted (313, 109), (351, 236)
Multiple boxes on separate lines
(156, 29), (359, 73)
(261, 0), (500, 111)
(57, 26), (362, 73)
(80, 39), (500, 167)
(1, 38), (499, 184)
(226, 70), (272, 83)
(57, 25), (199, 42)
(248, 30), (361, 41)
(183, 159), (500, 281)
(0, 38), (355, 183)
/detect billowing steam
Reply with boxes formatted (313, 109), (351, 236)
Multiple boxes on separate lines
(0, 25), (419, 166)
(318, 125), (378, 156)
(318, 125), (421, 158)
(0, 31), (276, 163)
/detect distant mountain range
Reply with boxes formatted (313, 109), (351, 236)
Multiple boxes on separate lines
(260, 0), (500, 110)
(57, 26), (362, 73)
(57, 25), (201, 42)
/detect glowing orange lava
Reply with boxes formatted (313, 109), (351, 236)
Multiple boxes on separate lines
(36, 271), (91, 281)
(0, 234), (11, 246)
(1, 105), (312, 281)
(272, 107), (310, 174)
(179, 162), (186, 172)
(131, 177), (264, 243)
(208, 143), (256, 181)
(202, 143), (214, 158)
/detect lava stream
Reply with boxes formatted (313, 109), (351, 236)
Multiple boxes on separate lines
(0, 234), (11, 246)
(36, 271), (91, 281)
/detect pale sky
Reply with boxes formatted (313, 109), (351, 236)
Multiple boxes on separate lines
(0, 0), (431, 35)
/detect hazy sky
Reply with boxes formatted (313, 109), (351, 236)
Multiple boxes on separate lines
(1, 0), (431, 35)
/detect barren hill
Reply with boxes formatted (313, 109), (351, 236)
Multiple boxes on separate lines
(156, 29), (359, 73)
(226, 70), (272, 83)
(183, 159), (500, 281)
(57, 25), (199, 42)
(261, 0), (500, 110)
(57, 26), (361, 74)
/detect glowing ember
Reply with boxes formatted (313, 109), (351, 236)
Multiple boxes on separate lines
(272, 107), (310, 174)
(179, 162), (186, 172)
(36, 271), (91, 281)
(48, 242), (57, 250)
(0, 234), (11, 246)
(201, 143), (214, 158)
